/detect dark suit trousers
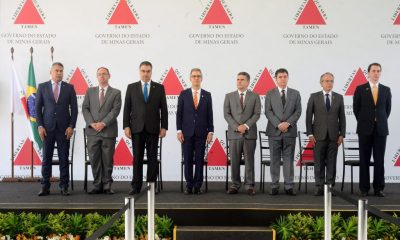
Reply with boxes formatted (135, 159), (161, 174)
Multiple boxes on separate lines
(313, 136), (338, 188)
(131, 131), (159, 191)
(41, 126), (70, 189)
(183, 135), (206, 189)
(87, 135), (116, 190)
(358, 124), (387, 192)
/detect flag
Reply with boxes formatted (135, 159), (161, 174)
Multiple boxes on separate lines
(11, 61), (29, 117)
(26, 57), (43, 149)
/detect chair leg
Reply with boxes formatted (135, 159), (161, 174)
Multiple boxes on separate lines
(259, 163), (263, 192)
(262, 165), (265, 193)
(158, 162), (162, 192)
(305, 166), (308, 194)
(341, 164), (345, 192)
(351, 166), (354, 194)
(84, 163), (88, 192)
(225, 163), (229, 191)
(181, 162), (184, 192)
(205, 162), (208, 193)
(298, 164), (303, 191)
(70, 162), (74, 191)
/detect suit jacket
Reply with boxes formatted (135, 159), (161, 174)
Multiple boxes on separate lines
(82, 86), (122, 138)
(265, 87), (302, 137)
(353, 82), (391, 136)
(176, 88), (214, 138)
(123, 81), (168, 134)
(36, 80), (78, 131)
(224, 90), (261, 140)
(306, 91), (346, 141)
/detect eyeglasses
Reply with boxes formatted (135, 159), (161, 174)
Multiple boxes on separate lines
(323, 80), (334, 83)
(191, 75), (202, 78)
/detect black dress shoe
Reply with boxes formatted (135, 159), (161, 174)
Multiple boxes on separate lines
(314, 188), (323, 196)
(374, 190), (385, 197)
(285, 189), (297, 196)
(361, 191), (369, 197)
(128, 188), (140, 195)
(38, 188), (50, 196)
(88, 188), (103, 194)
(269, 188), (278, 196)
(184, 188), (193, 195)
(104, 189), (115, 195)
(247, 188), (256, 196)
(227, 187), (238, 194)
(60, 188), (70, 196)
(194, 188), (203, 195)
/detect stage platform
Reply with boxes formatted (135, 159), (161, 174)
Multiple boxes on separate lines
(1, 181), (399, 226)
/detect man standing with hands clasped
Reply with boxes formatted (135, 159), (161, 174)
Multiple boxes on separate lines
(265, 68), (301, 196)
(82, 67), (121, 195)
(306, 72), (346, 196)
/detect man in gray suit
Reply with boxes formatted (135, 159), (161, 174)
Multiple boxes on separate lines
(306, 72), (346, 196)
(82, 67), (122, 194)
(224, 72), (261, 195)
(265, 68), (301, 196)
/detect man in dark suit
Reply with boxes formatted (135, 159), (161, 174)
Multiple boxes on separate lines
(265, 68), (301, 196)
(176, 68), (214, 195)
(224, 72), (261, 196)
(306, 72), (346, 196)
(123, 61), (168, 195)
(35, 62), (78, 196)
(82, 67), (121, 195)
(353, 63), (391, 197)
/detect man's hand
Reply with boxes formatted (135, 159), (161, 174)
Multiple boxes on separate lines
(177, 132), (184, 143)
(278, 122), (290, 132)
(38, 126), (46, 141)
(237, 125), (247, 134)
(124, 127), (132, 139)
(65, 127), (74, 140)
(95, 122), (106, 132)
(159, 128), (167, 138)
(206, 132), (213, 144)
(309, 135), (316, 147)
(337, 136), (344, 146)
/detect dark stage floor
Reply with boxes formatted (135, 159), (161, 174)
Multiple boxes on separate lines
(1, 181), (399, 212)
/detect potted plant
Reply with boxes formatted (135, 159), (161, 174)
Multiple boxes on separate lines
(155, 215), (173, 240)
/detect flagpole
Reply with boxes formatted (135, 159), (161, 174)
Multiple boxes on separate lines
(11, 47), (15, 179)
(30, 47), (34, 179)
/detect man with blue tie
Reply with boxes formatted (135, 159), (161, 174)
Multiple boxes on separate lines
(35, 62), (78, 196)
(176, 68), (214, 194)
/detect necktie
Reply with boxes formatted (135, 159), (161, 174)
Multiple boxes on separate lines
(144, 83), (148, 103)
(281, 90), (286, 106)
(240, 93), (244, 110)
(193, 91), (198, 109)
(372, 84), (378, 105)
(53, 83), (59, 103)
(99, 88), (105, 106)
(325, 93), (330, 112)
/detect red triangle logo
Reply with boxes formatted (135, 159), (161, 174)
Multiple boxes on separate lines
(394, 13), (400, 25)
(69, 67), (89, 96)
(252, 68), (276, 95)
(162, 67), (184, 95)
(14, 138), (42, 166)
(14, 0), (44, 24)
(296, 0), (326, 25)
(296, 142), (314, 166)
(108, 0), (138, 25)
(344, 68), (368, 96)
(202, 0), (232, 25)
(114, 138), (133, 166)
(394, 155), (400, 167)
(207, 138), (227, 166)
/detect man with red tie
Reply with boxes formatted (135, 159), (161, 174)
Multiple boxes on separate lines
(176, 68), (214, 195)
(353, 63), (392, 197)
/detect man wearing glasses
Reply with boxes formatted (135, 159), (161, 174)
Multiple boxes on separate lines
(177, 68), (214, 195)
(305, 72), (346, 196)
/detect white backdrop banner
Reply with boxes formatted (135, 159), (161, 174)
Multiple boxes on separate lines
(0, 0), (399, 183)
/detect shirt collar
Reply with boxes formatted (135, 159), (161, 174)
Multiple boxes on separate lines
(51, 80), (61, 86)
(278, 86), (287, 92)
(369, 81), (379, 88)
(322, 90), (331, 96)
(141, 80), (151, 86)
(99, 85), (109, 91)
(238, 89), (247, 95)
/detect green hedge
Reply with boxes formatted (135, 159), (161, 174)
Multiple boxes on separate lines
(271, 212), (400, 240)
(0, 212), (173, 240)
